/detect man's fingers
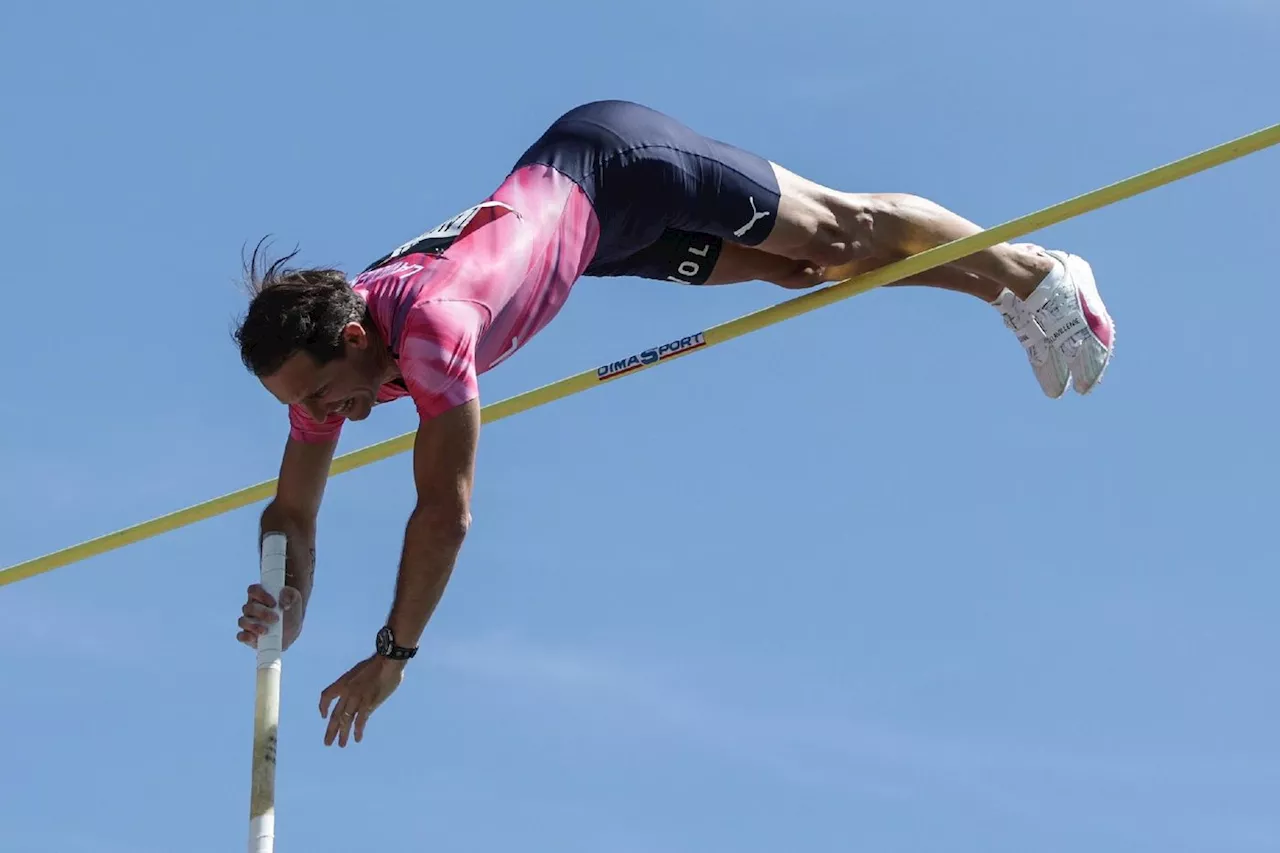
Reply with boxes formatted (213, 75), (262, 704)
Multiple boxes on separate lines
(324, 706), (340, 746)
(319, 678), (345, 719)
(338, 697), (363, 748)
(236, 586), (290, 649)
(241, 601), (279, 624)
(325, 695), (356, 747)
(353, 706), (371, 743)
(246, 583), (277, 609)
(335, 696), (355, 747)
(320, 687), (370, 748)
(237, 615), (271, 636)
(317, 660), (391, 747)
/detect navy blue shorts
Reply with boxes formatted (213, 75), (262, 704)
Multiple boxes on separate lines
(510, 100), (781, 285)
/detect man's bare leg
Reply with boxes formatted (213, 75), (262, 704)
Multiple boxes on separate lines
(753, 163), (1056, 301)
(697, 161), (1116, 398)
(704, 241), (1005, 302)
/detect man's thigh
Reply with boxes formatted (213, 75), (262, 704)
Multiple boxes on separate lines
(582, 228), (724, 285)
(586, 231), (826, 290)
(534, 101), (836, 285)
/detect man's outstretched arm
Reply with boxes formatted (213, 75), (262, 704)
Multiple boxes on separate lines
(239, 435), (336, 651)
(316, 396), (480, 747)
(385, 396), (481, 648)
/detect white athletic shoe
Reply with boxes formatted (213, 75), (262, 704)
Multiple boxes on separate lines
(995, 246), (1116, 397)
(994, 286), (1070, 398)
(1024, 249), (1116, 395)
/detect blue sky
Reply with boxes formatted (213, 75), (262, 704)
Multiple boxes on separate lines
(2, 1), (1278, 851)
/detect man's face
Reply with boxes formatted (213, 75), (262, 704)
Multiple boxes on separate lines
(261, 322), (382, 424)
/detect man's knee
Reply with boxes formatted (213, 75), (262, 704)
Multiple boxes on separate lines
(767, 261), (828, 289)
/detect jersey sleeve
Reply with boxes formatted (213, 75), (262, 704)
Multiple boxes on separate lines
(288, 403), (344, 444)
(396, 300), (484, 421)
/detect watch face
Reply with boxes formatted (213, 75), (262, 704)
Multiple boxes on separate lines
(375, 625), (415, 659)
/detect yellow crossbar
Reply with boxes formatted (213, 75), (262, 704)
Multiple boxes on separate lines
(3, 119), (1277, 588)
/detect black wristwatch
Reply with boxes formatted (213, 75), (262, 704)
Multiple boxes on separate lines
(375, 625), (418, 661)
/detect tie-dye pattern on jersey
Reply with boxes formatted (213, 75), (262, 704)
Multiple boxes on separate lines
(288, 163), (599, 443)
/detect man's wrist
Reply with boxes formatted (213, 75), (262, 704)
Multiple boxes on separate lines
(372, 653), (409, 671)
(375, 624), (418, 660)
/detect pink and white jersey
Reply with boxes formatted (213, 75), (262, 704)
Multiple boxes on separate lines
(288, 164), (599, 443)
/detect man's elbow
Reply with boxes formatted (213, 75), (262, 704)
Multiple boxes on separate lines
(409, 502), (471, 546)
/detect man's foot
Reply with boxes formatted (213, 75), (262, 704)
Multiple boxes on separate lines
(995, 246), (1116, 397)
(993, 286), (1070, 398)
(1026, 249), (1116, 395)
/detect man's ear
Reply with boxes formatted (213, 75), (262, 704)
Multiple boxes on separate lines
(343, 321), (369, 350)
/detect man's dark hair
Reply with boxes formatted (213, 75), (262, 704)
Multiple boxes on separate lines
(232, 238), (370, 377)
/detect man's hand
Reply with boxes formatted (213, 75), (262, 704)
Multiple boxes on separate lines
(244, 435), (332, 654)
(236, 583), (305, 651)
(318, 654), (406, 747)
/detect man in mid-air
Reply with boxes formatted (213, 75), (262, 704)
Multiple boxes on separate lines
(232, 100), (1115, 748)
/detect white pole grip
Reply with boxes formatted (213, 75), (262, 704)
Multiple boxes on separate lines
(256, 533), (288, 669)
(249, 531), (288, 853)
